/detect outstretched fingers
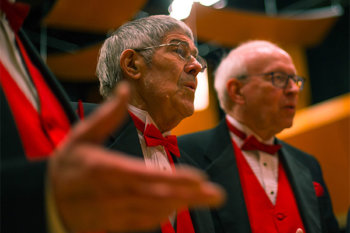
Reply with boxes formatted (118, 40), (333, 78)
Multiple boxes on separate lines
(83, 148), (226, 209)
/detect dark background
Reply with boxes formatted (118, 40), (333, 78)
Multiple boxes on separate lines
(22, 0), (349, 105)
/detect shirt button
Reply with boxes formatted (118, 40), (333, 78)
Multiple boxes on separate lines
(263, 162), (267, 166)
(270, 191), (274, 195)
(275, 213), (286, 220)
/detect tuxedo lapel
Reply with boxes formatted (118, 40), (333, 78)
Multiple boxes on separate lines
(0, 88), (26, 159)
(108, 117), (144, 159)
(18, 29), (77, 124)
(279, 141), (321, 233)
(204, 120), (251, 233)
(188, 208), (215, 233)
(177, 148), (199, 166)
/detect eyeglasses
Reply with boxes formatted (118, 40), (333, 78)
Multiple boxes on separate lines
(241, 72), (305, 90)
(134, 41), (207, 72)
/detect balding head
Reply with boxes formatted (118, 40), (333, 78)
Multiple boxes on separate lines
(214, 40), (292, 112)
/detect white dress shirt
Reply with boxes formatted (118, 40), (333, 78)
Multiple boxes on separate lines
(128, 105), (174, 173)
(128, 105), (176, 224)
(0, 14), (39, 110)
(226, 115), (279, 205)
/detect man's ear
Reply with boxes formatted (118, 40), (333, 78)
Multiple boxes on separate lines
(120, 49), (142, 80)
(227, 78), (245, 104)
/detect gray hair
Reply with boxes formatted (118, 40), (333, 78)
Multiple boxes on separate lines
(96, 15), (194, 98)
(214, 40), (285, 111)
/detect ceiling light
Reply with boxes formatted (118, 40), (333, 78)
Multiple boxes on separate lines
(169, 0), (194, 20)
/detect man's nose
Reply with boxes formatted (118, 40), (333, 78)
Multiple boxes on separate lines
(284, 77), (300, 94)
(184, 56), (203, 76)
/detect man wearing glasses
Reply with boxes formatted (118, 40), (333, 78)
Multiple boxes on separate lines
(1, 1), (224, 231)
(88, 15), (221, 233)
(179, 40), (339, 233)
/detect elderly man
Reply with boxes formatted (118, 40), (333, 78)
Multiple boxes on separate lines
(179, 40), (339, 233)
(0, 1), (224, 232)
(84, 15), (223, 233)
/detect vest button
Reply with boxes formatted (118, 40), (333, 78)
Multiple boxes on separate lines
(275, 213), (286, 220)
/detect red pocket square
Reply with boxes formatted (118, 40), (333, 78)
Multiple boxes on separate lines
(313, 181), (324, 197)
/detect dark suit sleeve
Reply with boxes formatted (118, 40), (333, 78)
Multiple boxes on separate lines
(1, 90), (48, 233)
(1, 29), (76, 233)
(1, 160), (47, 233)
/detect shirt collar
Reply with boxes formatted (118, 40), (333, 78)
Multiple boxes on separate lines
(128, 105), (171, 136)
(225, 114), (275, 145)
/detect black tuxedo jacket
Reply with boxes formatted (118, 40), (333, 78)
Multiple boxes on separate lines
(0, 29), (78, 233)
(178, 119), (340, 233)
(77, 103), (216, 233)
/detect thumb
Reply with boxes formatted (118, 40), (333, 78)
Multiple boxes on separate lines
(67, 81), (130, 145)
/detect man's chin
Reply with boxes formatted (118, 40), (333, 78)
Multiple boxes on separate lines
(184, 107), (195, 118)
(178, 104), (195, 119)
(280, 120), (294, 131)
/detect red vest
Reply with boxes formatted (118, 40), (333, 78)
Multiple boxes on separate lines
(232, 139), (306, 233)
(0, 34), (70, 160)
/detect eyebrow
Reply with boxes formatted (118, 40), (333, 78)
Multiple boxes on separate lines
(169, 39), (199, 57)
(269, 71), (297, 76)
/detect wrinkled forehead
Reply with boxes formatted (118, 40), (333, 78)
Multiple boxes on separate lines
(162, 30), (198, 54)
(162, 29), (194, 42)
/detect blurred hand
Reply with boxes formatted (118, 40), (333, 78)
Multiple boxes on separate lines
(49, 83), (225, 233)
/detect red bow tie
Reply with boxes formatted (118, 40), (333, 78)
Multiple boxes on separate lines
(129, 112), (194, 233)
(129, 111), (180, 164)
(0, 0), (30, 32)
(226, 119), (281, 154)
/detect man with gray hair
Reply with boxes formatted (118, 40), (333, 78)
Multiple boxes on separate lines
(179, 40), (339, 233)
(89, 15), (223, 233)
(0, 0), (224, 231)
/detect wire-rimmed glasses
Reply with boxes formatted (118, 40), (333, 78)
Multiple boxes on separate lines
(241, 72), (305, 90)
(134, 41), (207, 73)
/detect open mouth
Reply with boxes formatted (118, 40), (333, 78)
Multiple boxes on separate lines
(184, 82), (196, 91)
(284, 105), (296, 112)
